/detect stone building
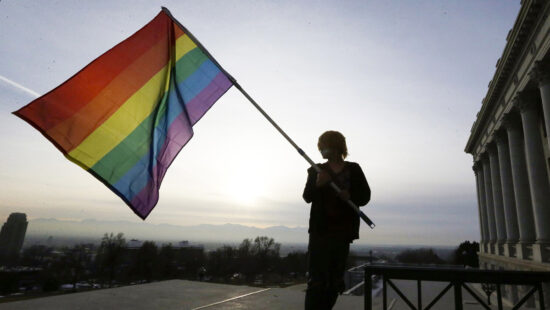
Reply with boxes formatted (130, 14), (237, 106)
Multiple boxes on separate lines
(465, 0), (550, 305)
(0, 213), (28, 265)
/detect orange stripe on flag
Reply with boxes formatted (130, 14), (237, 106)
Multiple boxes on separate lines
(46, 30), (180, 152)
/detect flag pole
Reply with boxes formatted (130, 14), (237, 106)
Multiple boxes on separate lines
(162, 7), (375, 229)
(233, 84), (375, 229)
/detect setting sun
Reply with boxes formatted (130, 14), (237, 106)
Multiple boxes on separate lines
(222, 168), (266, 206)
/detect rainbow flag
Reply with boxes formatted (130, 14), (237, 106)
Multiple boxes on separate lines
(13, 9), (233, 219)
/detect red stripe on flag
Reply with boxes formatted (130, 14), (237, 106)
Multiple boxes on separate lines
(14, 12), (175, 132)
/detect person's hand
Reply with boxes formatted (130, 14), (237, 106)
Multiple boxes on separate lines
(338, 189), (350, 201)
(316, 170), (331, 187)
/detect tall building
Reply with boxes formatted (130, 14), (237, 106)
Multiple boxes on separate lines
(465, 0), (550, 305)
(0, 213), (28, 265)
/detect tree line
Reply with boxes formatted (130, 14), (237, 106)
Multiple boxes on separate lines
(394, 241), (479, 267)
(1, 235), (479, 296)
(1, 233), (307, 295)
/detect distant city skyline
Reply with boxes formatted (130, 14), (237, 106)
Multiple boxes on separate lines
(0, 1), (521, 246)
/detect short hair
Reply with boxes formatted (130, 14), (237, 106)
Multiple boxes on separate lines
(318, 130), (348, 159)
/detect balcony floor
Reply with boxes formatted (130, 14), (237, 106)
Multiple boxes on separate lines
(1, 279), (523, 309)
(0, 280), (366, 310)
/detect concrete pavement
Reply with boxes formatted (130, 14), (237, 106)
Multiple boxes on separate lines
(0, 280), (371, 310)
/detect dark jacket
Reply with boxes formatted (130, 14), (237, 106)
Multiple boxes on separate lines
(303, 161), (371, 241)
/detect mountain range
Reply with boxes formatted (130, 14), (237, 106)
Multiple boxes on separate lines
(25, 218), (309, 246)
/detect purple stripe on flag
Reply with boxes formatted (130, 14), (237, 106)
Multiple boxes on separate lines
(130, 73), (232, 217)
(131, 114), (193, 216)
(187, 73), (232, 124)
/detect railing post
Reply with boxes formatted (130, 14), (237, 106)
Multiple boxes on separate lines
(364, 269), (372, 310)
(496, 284), (502, 310)
(538, 283), (545, 310)
(383, 276), (387, 310)
(418, 280), (422, 310)
(454, 282), (463, 310)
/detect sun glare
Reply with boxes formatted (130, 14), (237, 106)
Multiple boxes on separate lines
(222, 170), (266, 206)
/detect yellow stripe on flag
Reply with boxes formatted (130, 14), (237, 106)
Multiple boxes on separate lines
(68, 35), (197, 169)
(176, 35), (197, 60)
(69, 66), (170, 169)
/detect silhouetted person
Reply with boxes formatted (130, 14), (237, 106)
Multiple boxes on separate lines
(303, 131), (371, 310)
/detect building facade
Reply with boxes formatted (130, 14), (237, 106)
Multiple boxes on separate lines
(465, 0), (550, 306)
(0, 213), (28, 265)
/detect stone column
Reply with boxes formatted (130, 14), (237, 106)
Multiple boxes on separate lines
(474, 168), (482, 241)
(503, 113), (537, 259)
(474, 162), (489, 252)
(488, 142), (507, 251)
(482, 154), (497, 253)
(495, 131), (520, 256)
(531, 61), (550, 148)
(516, 93), (550, 261)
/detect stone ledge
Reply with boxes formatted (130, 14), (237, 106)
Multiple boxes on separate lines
(479, 252), (550, 271)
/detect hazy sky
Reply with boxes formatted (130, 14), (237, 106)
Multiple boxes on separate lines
(0, 1), (520, 246)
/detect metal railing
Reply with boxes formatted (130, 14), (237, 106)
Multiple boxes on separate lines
(364, 264), (550, 310)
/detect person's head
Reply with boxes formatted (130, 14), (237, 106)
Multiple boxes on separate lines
(317, 130), (347, 161)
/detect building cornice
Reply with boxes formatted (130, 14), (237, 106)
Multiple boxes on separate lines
(465, 0), (547, 154)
